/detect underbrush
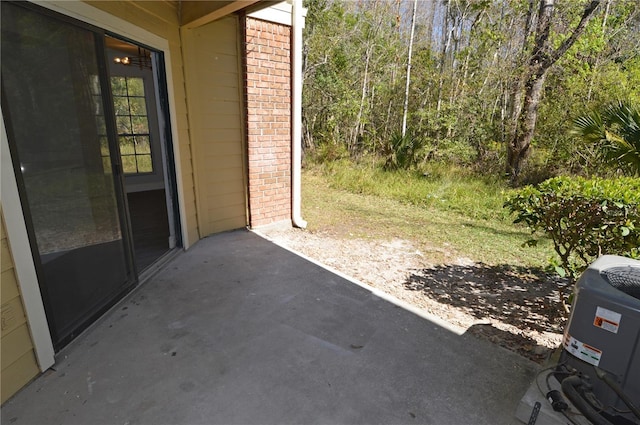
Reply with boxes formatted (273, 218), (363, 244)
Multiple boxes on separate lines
(310, 159), (512, 221)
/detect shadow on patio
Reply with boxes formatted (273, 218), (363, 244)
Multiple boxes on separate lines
(1, 230), (536, 425)
(404, 263), (566, 334)
(403, 263), (567, 361)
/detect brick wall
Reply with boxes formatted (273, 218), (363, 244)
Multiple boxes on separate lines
(244, 17), (292, 227)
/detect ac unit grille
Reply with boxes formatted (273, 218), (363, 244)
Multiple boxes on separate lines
(602, 266), (640, 300)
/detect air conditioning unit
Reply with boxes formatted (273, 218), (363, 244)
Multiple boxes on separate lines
(556, 255), (640, 425)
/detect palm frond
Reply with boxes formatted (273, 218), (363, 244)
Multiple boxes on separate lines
(573, 101), (640, 176)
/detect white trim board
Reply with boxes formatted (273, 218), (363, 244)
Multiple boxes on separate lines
(248, 1), (307, 27)
(32, 1), (168, 50)
(1, 107), (56, 372)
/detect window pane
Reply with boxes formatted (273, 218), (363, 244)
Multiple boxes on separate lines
(128, 97), (147, 116)
(102, 157), (112, 174)
(111, 76), (127, 95)
(136, 155), (153, 173)
(113, 96), (130, 116)
(131, 116), (149, 134)
(135, 136), (151, 154)
(89, 75), (102, 96)
(116, 116), (132, 134)
(96, 116), (106, 136)
(100, 137), (110, 156)
(121, 155), (137, 173)
(119, 136), (135, 154)
(110, 75), (153, 174)
(126, 77), (144, 96)
(1, 4), (124, 253)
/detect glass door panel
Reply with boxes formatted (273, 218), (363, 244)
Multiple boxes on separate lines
(107, 36), (176, 272)
(1, 3), (135, 347)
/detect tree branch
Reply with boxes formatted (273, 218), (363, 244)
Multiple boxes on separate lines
(546, 0), (601, 67)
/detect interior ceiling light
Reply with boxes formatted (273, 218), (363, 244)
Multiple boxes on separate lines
(113, 46), (151, 69)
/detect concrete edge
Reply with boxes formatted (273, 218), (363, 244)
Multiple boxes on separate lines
(251, 229), (467, 336)
(249, 220), (293, 232)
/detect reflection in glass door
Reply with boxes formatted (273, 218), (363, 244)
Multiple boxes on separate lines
(106, 36), (178, 272)
(111, 76), (154, 174)
(1, 2), (135, 348)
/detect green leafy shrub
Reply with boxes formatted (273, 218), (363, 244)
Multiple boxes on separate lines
(505, 176), (640, 308)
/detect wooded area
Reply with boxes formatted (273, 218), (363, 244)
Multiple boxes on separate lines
(302, 0), (640, 183)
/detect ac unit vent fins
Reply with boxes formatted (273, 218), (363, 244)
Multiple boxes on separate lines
(601, 266), (640, 300)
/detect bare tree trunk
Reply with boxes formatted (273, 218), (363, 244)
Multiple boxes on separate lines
(402, 0), (417, 138)
(507, 0), (601, 183)
(453, 8), (484, 102)
(507, 0), (536, 152)
(436, 1), (452, 116)
(424, 0), (437, 51)
(353, 45), (371, 152)
(587, 0), (611, 101)
(508, 69), (546, 179)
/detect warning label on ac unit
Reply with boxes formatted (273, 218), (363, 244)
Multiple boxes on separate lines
(563, 334), (602, 366)
(594, 306), (621, 334)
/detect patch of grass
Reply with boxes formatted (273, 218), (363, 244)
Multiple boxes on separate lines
(317, 160), (514, 221)
(301, 161), (554, 269)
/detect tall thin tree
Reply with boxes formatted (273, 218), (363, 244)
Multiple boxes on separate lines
(402, 0), (417, 138)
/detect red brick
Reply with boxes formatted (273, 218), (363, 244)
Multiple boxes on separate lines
(245, 16), (292, 228)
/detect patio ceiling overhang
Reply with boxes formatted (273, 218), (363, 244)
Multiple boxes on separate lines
(180, 0), (280, 29)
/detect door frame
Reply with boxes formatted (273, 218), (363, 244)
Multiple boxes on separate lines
(1, 107), (56, 372)
(0, 0), (188, 364)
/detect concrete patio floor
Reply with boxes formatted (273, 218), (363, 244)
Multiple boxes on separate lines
(1, 230), (537, 425)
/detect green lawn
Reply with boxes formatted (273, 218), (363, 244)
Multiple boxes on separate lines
(301, 161), (554, 269)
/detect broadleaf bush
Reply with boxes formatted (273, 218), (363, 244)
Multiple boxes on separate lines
(505, 176), (640, 308)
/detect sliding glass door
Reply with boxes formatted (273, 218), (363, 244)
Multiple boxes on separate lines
(2, 2), (135, 348)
